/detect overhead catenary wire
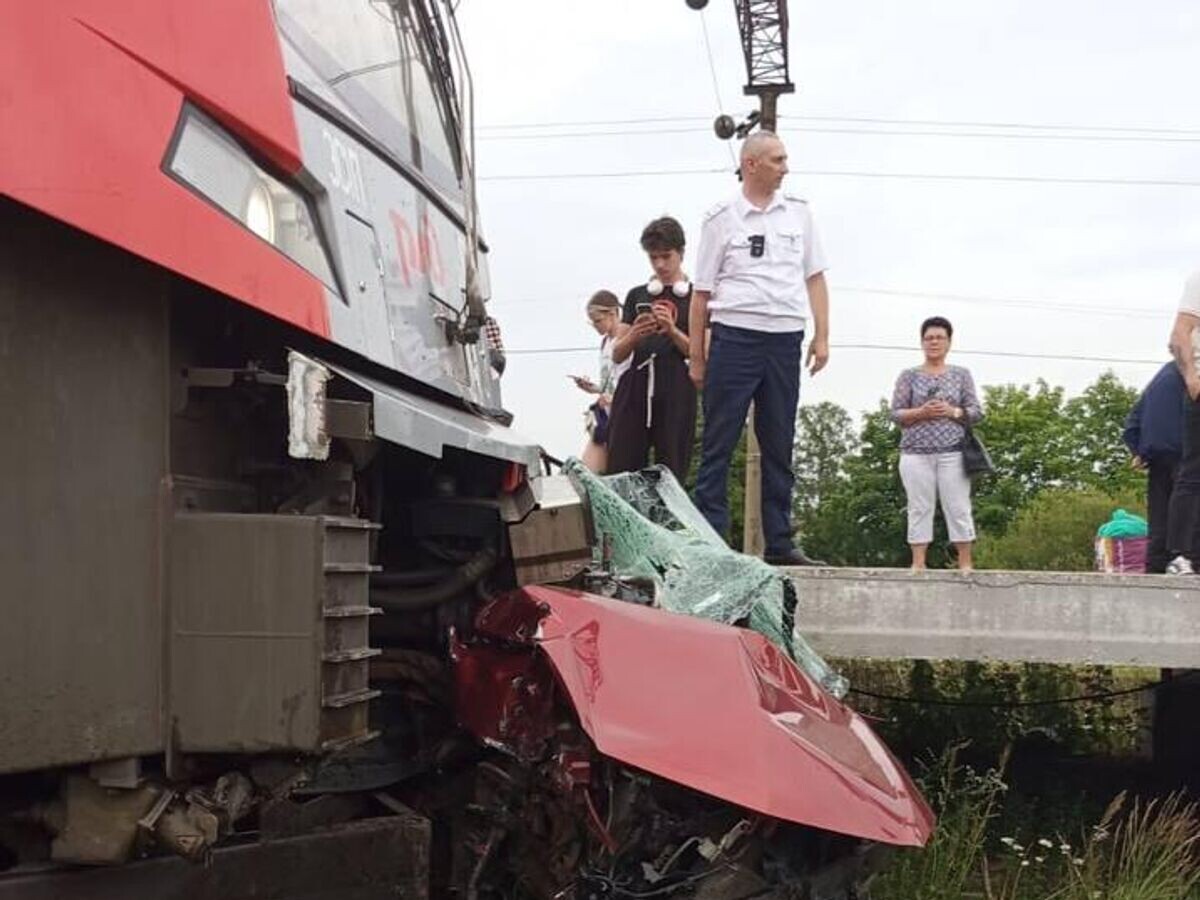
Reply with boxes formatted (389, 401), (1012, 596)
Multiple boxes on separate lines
(480, 167), (1200, 188)
(496, 285), (1171, 321)
(478, 124), (1200, 146)
(503, 344), (1166, 366)
(697, 8), (738, 169)
(478, 112), (1200, 138)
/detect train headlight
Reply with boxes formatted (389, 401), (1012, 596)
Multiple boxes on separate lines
(244, 181), (276, 243)
(166, 106), (337, 289)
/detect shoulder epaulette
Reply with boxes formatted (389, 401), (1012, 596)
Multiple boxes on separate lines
(702, 199), (732, 221)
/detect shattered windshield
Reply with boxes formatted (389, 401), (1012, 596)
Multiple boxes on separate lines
(565, 461), (848, 699)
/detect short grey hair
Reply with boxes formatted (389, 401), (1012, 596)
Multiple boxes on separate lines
(740, 130), (782, 163)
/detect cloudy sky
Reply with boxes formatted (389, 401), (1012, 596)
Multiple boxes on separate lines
(458, 0), (1200, 459)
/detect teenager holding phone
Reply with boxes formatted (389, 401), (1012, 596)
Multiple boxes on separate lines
(573, 290), (630, 473)
(607, 217), (697, 480)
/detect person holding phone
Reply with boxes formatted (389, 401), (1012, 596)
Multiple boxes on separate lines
(606, 216), (697, 480)
(890, 316), (983, 571)
(573, 290), (630, 473)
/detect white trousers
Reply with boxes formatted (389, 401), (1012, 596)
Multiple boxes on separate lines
(899, 451), (976, 544)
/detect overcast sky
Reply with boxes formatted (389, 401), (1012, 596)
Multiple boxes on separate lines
(458, 0), (1200, 460)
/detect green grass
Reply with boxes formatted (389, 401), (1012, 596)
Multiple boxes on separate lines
(870, 748), (1200, 900)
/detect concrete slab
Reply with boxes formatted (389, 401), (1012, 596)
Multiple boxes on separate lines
(785, 568), (1200, 667)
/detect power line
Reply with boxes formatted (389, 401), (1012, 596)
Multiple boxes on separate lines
(480, 167), (1200, 188)
(504, 343), (1165, 366)
(697, 9), (737, 169)
(477, 123), (1200, 146)
(798, 113), (1200, 138)
(480, 166), (729, 181)
(838, 287), (1170, 320)
(478, 115), (710, 131)
(788, 126), (1200, 145)
(498, 286), (1169, 321)
(478, 113), (1200, 137)
(477, 124), (1200, 146)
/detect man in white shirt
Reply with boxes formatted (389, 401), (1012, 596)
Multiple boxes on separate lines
(687, 131), (830, 565)
(1165, 269), (1200, 574)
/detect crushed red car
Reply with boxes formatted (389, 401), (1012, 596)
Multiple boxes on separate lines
(434, 583), (932, 898)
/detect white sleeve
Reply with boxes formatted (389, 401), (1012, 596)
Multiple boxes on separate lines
(803, 207), (828, 278)
(1179, 269), (1200, 316)
(693, 213), (725, 293)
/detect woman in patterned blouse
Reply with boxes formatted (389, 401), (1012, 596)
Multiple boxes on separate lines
(890, 316), (984, 571)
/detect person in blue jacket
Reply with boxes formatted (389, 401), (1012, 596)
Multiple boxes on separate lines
(1123, 362), (1188, 572)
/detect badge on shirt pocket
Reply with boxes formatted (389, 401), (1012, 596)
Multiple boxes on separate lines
(728, 234), (754, 269)
(778, 231), (805, 253)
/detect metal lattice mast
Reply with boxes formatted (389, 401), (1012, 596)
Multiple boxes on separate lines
(733, 0), (794, 130)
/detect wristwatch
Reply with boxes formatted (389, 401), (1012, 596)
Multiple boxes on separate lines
(952, 408), (963, 421)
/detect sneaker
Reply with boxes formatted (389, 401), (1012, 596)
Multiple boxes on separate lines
(1166, 555), (1194, 575)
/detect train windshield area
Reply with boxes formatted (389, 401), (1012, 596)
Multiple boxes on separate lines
(276, 0), (461, 198)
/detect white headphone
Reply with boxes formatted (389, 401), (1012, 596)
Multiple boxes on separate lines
(647, 278), (691, 298)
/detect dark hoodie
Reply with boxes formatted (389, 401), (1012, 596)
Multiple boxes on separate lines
(1123, 363), (1187, 462)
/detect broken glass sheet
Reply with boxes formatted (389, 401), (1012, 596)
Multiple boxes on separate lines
(565, 460), (848, 699)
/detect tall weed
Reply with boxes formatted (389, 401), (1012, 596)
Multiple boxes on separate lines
(1049, 792), (1200, 900)
(872, 751), (1200, 900)
(872, 743), (1008, 900)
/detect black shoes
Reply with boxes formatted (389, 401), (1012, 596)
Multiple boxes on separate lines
(763, 546), (828, 567)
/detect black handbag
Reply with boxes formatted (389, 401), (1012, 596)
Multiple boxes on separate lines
(961, 426), (995, 477)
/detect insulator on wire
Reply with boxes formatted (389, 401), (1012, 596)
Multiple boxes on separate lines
(713, 115), (737, 140)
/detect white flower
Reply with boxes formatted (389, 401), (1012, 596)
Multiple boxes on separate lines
(1021, 860), (1030, 868)
(1038, 838), (1053, 848)
(1034, 856), (1045, 863)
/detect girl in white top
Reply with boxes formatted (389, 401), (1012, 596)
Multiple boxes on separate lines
(573, 290), (630, 472)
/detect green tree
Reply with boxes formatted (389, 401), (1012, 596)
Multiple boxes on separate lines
(975, 487), (1145, 571)
(970, 380), (1075, 536)
(792, 401), (858, 520)
(972, 372), (1140, 537)
(802, 402), (913, 566)
(1063, 372), (1142, 497)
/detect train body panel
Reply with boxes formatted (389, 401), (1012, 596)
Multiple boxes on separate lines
(0, 2), (330, 340)
(0, 203), (169, 775)
(0, 0), (500, 410)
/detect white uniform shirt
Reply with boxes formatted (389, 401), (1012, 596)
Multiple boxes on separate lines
(693, 190), (828, 333)
(1177, 269), (1200, 365)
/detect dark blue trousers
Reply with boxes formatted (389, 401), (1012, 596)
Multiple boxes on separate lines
(1167, 397), (1200, 559)
(694, 323), (803, 554)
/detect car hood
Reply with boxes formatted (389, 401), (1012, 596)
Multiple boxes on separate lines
(519, 586), (934, 847)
